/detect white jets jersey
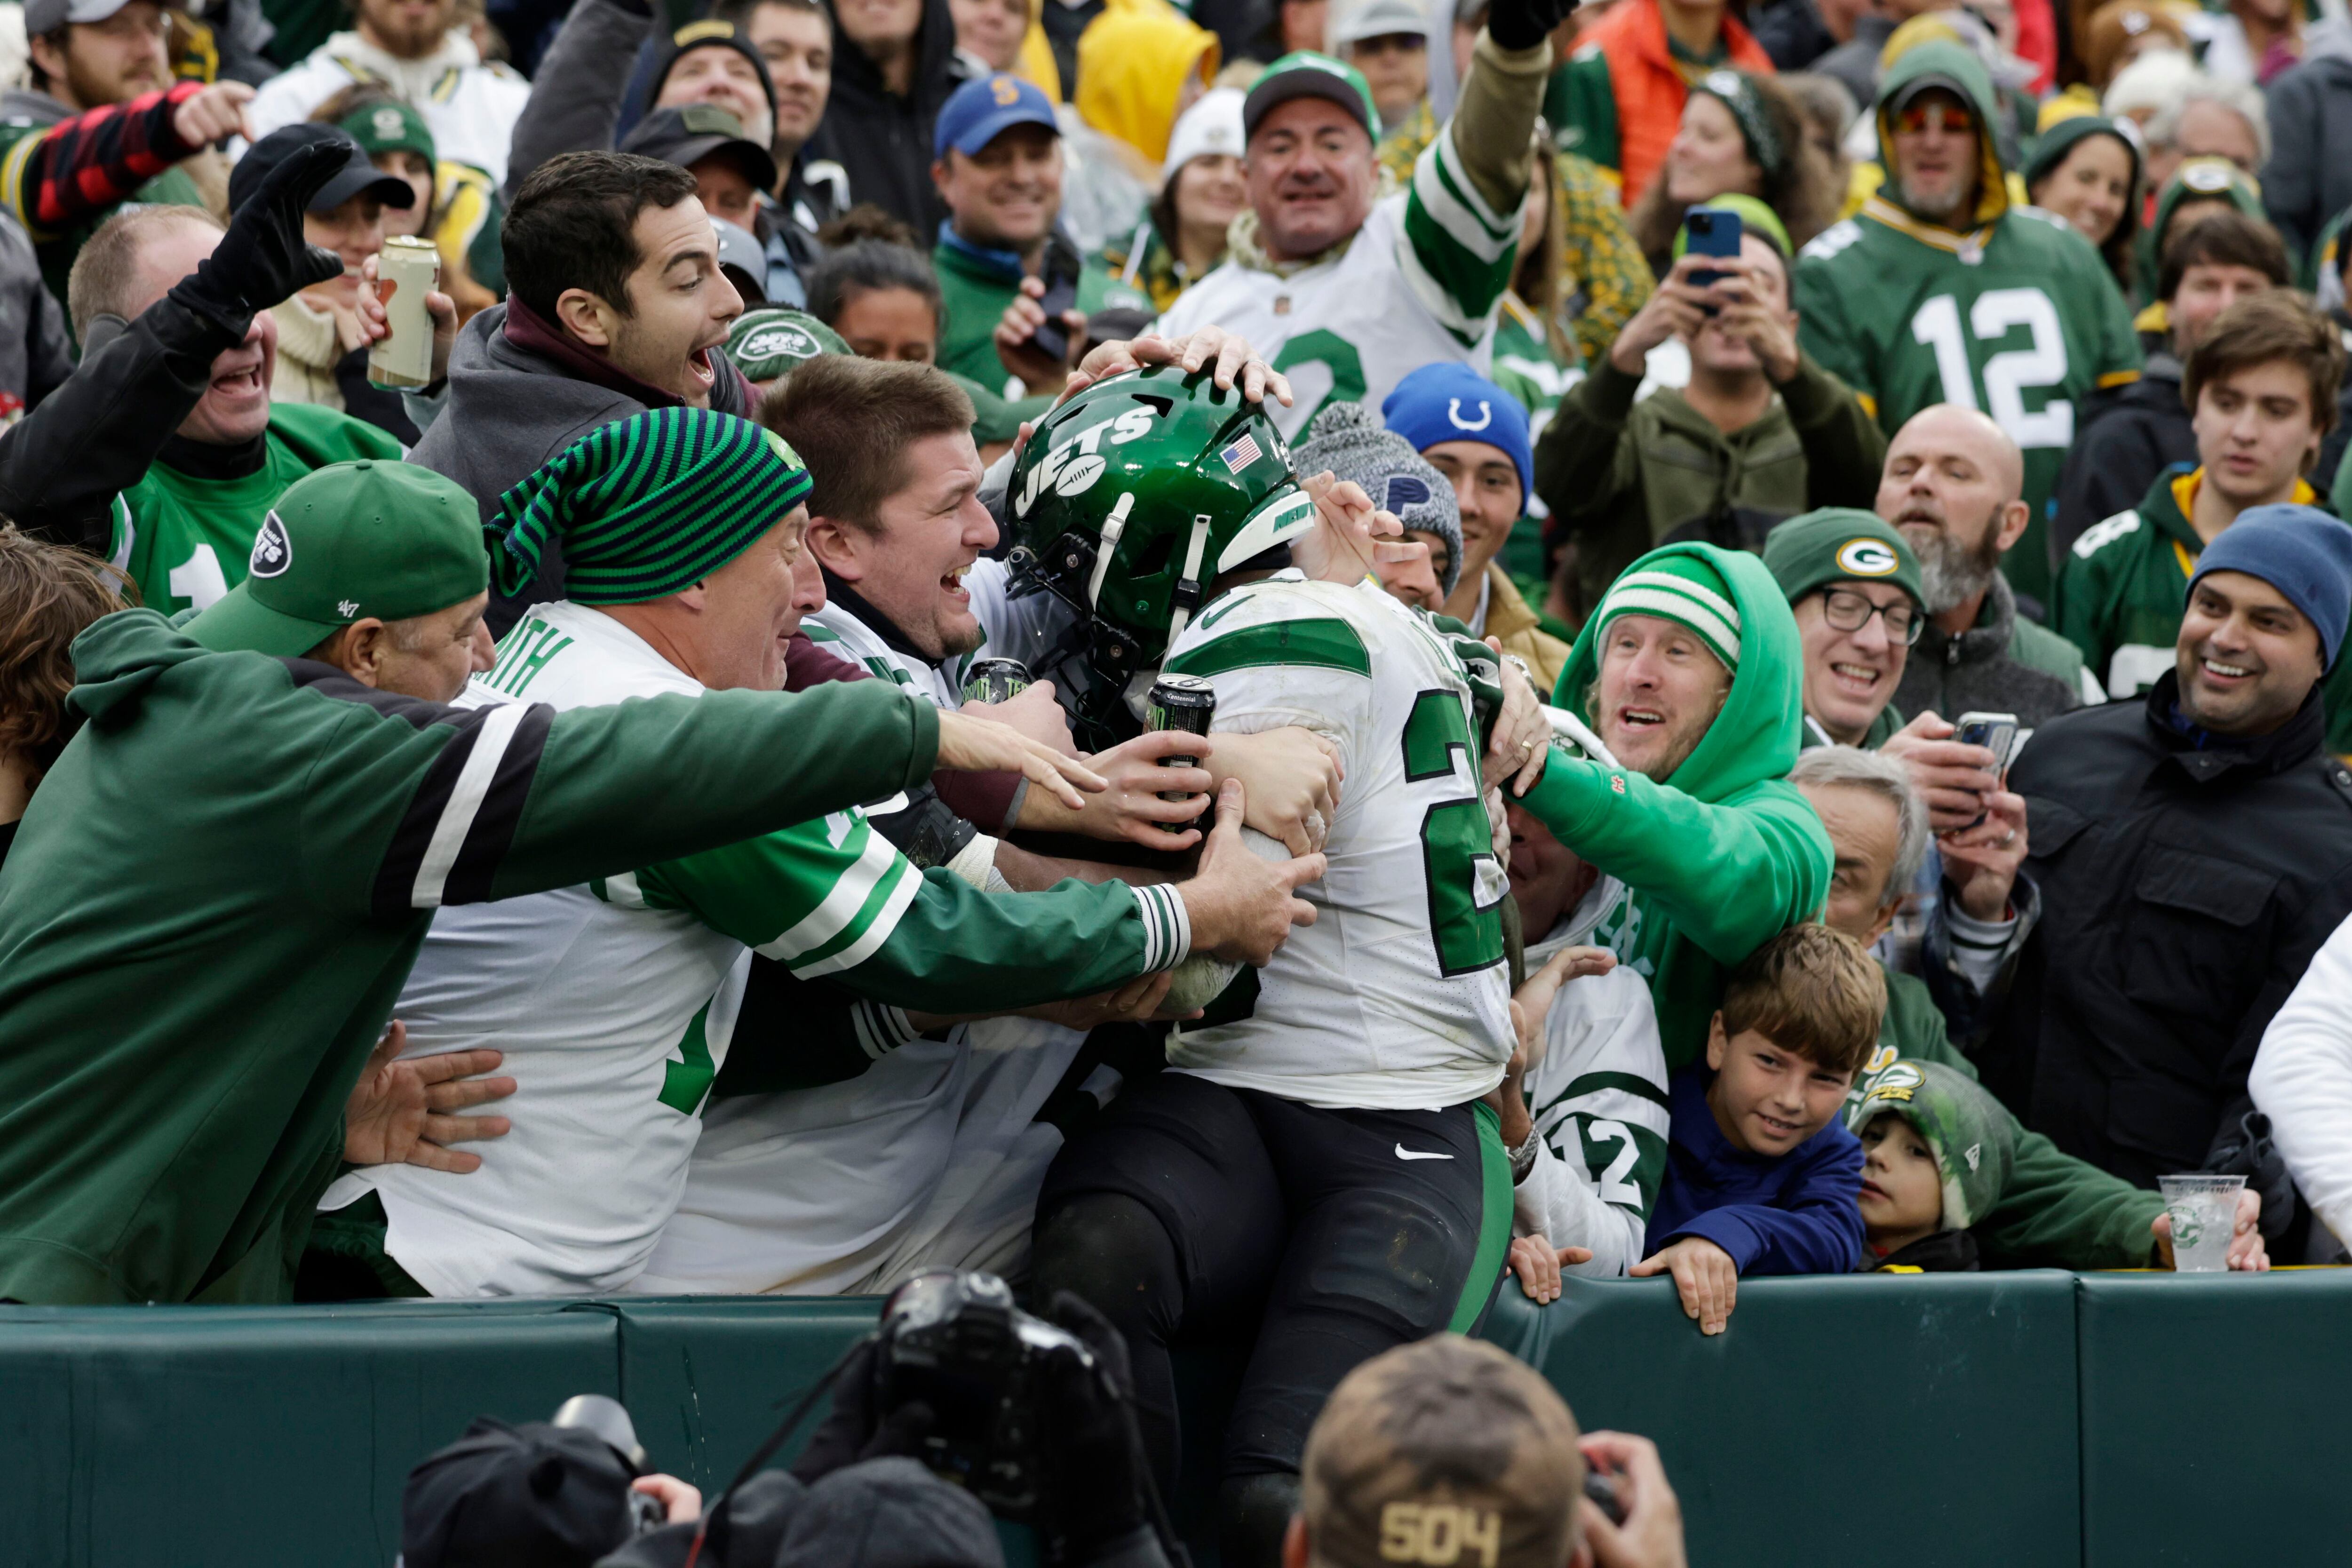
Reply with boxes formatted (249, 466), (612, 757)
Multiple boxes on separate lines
(1156, 121), (1523, 441)
(804, 598), (967, 707)
(321, 601), (911, 1297)
(634, 1015), (1088, 1296)
(1159, 573), (1513, 1109)
(1511, 886), (1671, 1277)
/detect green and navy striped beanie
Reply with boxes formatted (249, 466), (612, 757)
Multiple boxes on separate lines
(1592, 553), (1741, 670)
(490, 407), (812, 605)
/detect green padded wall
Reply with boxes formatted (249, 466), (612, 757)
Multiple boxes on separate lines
(0, 1300), (619, 1568)
(1483, 1272), (2082, 1568)
(2077, 1269), (2352, 1566)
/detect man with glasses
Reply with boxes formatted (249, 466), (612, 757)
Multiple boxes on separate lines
(1795, 40), (2143, 611)
(1764, 507), (1931, 750)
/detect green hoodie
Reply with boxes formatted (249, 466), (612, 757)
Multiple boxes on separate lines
(0, 612), (938, 1305)
(1793, 42), (2142, 609)
(1518, 542), (1833, 1069)
(1856, 971), (2163, 1268)
(2134, 159), (2268, 304)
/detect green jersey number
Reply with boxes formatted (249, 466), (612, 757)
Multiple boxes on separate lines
(1270, 329), (1368, 438)
(1909, 287), (2074, 449)
(658, 1001), (718, 1114)
(1401, 688), (1505, 976)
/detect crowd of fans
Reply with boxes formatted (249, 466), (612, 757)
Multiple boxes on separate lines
(2, 0), (2352, 1558)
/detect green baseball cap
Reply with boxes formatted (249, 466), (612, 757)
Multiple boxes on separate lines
(1762, 507), (1927, 614)
(339, 97), (437, 166)
(1242, 52), (1379, 143)
(185, 461), (491, 658)
(722, 308), (848, 383)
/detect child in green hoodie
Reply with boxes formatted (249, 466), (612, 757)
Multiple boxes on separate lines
(1847, 1056), (2015, 1271)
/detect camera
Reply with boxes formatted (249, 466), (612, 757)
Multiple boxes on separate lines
(872, 1269), (1093, 1520)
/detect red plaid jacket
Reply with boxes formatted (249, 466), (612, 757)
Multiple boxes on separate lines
(0, 80), (207, 240)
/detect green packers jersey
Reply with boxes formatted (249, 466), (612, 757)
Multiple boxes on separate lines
(108, 404), (404, 614)
(1795, 201), (2143, 606)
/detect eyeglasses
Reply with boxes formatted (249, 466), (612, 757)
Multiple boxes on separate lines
(1892, 102), (1974, 136)
(1820, 587), (1923, 645)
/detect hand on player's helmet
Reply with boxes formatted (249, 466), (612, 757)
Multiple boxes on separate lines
(1486, 0), (1578, 55)
(1059, 325), (1294, 411)
(1178, 780), (1326, 965)
(1033, 1291), (1156, 1560)
(169, 139), (348, 335)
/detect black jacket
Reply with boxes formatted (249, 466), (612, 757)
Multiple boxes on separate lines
(2050, 353), (2194, 563)
(1753, 0), (1839, 72)
(803, 0), (966, 236)
(1892, 573), (2082, 734)
(1982, 675), (2352, 1189)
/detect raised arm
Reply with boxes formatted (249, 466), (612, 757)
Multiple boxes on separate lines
(0, 80), (223, 238)
(1398, 22), (1552, 337)
(503, 0), (654, 200)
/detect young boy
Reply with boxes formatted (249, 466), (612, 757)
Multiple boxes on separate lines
(1631, 923), (1879, 1334)
(1847, 1056), (2016, 1272)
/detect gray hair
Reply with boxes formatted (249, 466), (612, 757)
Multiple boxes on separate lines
(2145, 78), (2271, 168)
(1789, 745), (1930, 909)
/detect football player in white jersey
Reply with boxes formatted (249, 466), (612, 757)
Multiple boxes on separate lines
(321, 407), (1326, 1299)
(994, 368), (1555, 1567)
(1153, 0), (1569, 441)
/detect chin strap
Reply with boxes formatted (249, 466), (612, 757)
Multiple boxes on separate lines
(1086, 491), (1136, 609)
(1164, 512), (1213, 649)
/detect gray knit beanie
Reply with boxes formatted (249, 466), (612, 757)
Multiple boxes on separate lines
(1295, 401), (1464, 596)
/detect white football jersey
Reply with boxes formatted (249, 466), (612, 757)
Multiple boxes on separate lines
(804, 597), (966, 708)
(1158, 573), (1514, 1109)
(1155, 122), (1522, 442)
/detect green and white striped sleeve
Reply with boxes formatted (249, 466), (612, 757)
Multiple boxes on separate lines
(1400, 124), (1525, 345)
(621, 808), (1191, 1013)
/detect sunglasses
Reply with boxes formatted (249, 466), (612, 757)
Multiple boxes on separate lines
(1893, 102), (1975, 136)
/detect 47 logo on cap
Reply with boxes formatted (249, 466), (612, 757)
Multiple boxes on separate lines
(249, 513), (293, 578)
(1835, 538), (1900, 577)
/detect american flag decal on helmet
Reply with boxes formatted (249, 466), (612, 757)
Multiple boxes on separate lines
(1219, 434), (1262, 472)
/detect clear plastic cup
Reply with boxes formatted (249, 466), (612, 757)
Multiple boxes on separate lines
(2159, 1174), (2246, 1273)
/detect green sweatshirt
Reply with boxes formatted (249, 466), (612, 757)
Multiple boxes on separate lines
(1536, 353), (1888, 621)
(0, 612), (939, 1306)
(2056, 466), (2352, 749)
(1520, 542), (1834, 1069)
(110, 404), (404, 614)
(930, 233), (1151, 395)
(1863, 970), (2163, 1268)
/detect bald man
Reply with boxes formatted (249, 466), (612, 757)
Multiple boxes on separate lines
(1877, 405), (2097, 732)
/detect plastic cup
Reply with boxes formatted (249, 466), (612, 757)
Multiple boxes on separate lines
(2159, 1174), (2246, 1273)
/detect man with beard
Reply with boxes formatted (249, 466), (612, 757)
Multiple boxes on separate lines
(1795, 41), (2142, 609)
(1879, 404), (2095, 727)
(245, 0), (530, 188)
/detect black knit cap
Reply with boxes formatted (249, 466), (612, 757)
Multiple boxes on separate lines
(657, 18), (779, 129)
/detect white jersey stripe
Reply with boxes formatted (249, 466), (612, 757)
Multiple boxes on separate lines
(755, 826), (899, 962)
(795, 857), (922, 979)
(411, 702), (529, 908)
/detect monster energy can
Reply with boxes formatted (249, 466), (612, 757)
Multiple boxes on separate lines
(1146, 674), (1216, 829)
(960, 657), (1032, 706)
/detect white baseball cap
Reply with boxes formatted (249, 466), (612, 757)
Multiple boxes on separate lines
(25, 0), (135, 34)
(1328, 0), (1437, 48)
(1163, 87), (1245, 184)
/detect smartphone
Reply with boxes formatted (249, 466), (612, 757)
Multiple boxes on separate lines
(1683, 205), (1743, 311)
(1953, 710), (2019, 830)
(1027, 275), (1079, 363)
(1582, 1467), (1628, 1526)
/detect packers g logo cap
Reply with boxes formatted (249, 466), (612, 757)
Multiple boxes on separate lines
(183, 461), (491, 659)
(1762, 507), (1927, 614)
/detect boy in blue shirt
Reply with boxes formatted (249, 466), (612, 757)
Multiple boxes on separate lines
(1632, 923), (1878, 1334)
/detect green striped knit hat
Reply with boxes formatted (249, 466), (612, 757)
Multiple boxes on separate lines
(1592, 554), (1742, 671)
(489, 407), (812, 605)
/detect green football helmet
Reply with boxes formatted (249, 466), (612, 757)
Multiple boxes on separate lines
(1003, 365), (1316, 743)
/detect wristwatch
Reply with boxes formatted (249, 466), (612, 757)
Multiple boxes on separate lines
(1509, 1125), (1543, 1182)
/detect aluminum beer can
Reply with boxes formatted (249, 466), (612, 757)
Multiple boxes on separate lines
(960, 657), (1032, 706)
(367, 235), (440, 389)
(1146, 674), (1216, 827)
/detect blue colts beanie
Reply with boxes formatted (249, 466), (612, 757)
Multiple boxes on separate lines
(1380, 362), (1533, 511)
(2189, 505), (2352, 670)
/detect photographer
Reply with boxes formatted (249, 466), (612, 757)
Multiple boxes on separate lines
(592, 1275), (1183, 1568)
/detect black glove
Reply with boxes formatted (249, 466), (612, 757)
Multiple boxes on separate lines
(2206, 1109), (2298, 1239)
(787, 1338), (936, 1484)
(167, 140), (348, 337)
(1033, 1291), (1156, 1565)
(1486, 0), (1578, 51)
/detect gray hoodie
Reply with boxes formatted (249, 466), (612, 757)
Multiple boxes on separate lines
(2263, 20), (2352, 263)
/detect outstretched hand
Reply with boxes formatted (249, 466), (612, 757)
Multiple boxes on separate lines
(1179, 779), (1326, 965)
(935, 708), (1108, 812)
(1630, 1236), (1738, 1335)
(172, 139), (348, 331)
(342, 1021), (515, 1172)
